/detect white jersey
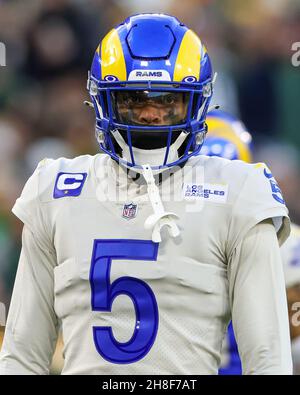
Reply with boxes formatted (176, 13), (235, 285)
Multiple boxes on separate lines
(0, 154), (292, 374)
(281, 223), (300, 288)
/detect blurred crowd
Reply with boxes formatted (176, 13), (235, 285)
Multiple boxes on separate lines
(0, 0), (300, 308)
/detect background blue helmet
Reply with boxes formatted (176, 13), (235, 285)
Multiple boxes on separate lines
(88, 13), (214, 170)
(202, 110), (253, 162)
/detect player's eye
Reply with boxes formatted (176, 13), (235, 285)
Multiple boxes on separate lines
(160, 94), (177, 105)
(130, 94), (143, 104)
(120, 93), (144, 106)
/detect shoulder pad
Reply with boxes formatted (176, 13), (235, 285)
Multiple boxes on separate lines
(38, 155), (95, 202)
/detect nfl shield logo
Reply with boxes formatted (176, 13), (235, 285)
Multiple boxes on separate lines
(122, 202), (138, 220)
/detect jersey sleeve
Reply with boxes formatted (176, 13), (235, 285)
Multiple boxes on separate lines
(0, 226), (59, 375)
(12, 159), (53, 250)
(281, 224), (300, 288)
(227, 163), (290, 258)
(228, 220), (293, 374)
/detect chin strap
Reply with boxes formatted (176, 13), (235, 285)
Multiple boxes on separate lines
(111, 129), (188, 173)
(142, 164), (180, 243)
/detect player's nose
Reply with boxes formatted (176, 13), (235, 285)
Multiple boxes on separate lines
(138, 105), (163, 125)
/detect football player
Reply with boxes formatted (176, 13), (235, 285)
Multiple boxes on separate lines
(0, 14), (292, 374)
(204, 111), (300, 375)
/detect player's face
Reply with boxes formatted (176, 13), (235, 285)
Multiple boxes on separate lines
(112, 90), (189, 126)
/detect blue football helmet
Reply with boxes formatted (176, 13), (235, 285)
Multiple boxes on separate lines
(202, 111), (253, 162)
(88, 13), (214, 171)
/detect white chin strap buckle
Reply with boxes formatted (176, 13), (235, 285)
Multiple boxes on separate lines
(142, 164), (180, 243)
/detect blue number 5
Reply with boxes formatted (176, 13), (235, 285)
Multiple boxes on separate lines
(89, 239), (159, 364)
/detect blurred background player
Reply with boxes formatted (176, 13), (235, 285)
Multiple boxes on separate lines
(201, 111), (253, 162)
(203, 110), (300, 375)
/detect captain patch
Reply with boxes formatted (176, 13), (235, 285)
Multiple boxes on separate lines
(54, 172), (87, 199)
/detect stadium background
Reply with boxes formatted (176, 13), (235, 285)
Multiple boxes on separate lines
(0, 0), (299, 374)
